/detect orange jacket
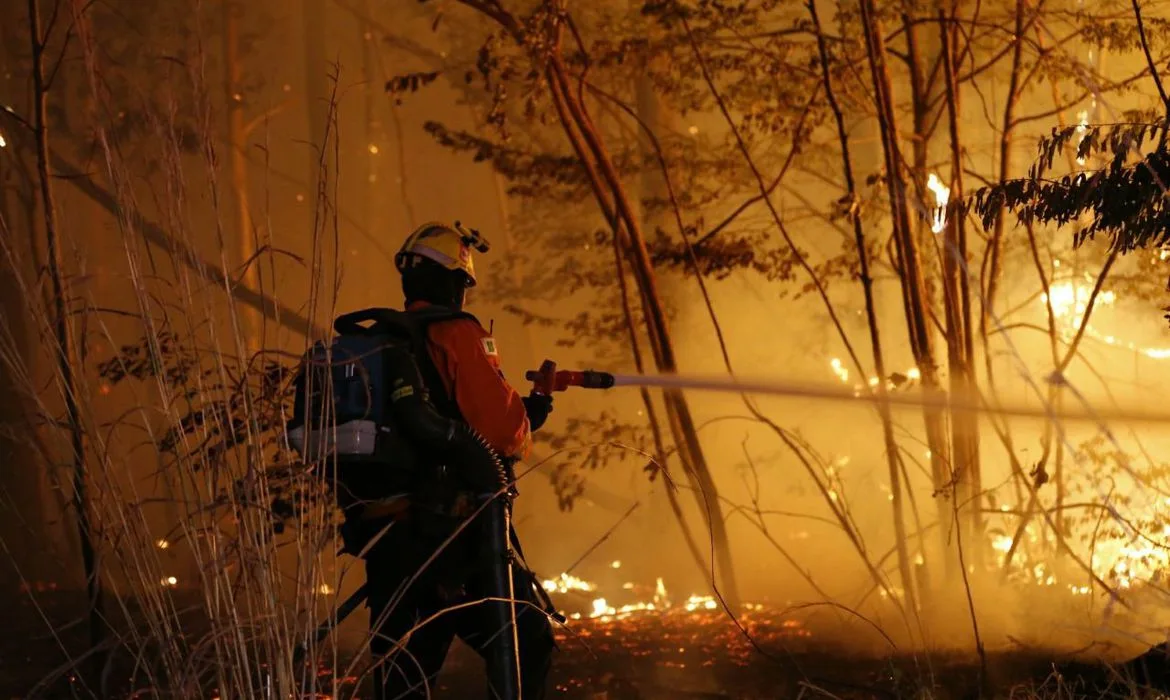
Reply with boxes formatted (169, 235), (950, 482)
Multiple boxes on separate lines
(408, 301), (532, 460)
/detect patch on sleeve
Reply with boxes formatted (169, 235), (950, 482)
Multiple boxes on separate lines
(390, 385), (414, 402)
(481, 336), (498, 357)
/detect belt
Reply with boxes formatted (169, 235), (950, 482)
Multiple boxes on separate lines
(359, 494), (411, 521)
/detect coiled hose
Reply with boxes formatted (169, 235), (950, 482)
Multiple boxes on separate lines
(392, 398), (509, 495)
(385, 361), (522, 699)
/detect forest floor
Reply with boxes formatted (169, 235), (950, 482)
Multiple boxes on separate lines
(3, 589), (1165, 699)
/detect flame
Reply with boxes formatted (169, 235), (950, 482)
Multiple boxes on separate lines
(1042, 279), (1115, 325)
(927, 173), (950, 234)
(161, 576), (178, 587)
(590, 597), (662, 620)
(683, 594), (718, 612)
(574, 577), (756, 622)
(1076, 110), (1089, 165)
(542, 572), (596, 594)
(991, 503), (1170, 592)
(156, 539), (169, 549)
(1038, 280), (1170, 358)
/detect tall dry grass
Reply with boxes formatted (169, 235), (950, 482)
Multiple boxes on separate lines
(0, 6), (376, 697)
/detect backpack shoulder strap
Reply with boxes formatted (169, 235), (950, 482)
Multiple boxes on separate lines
(330, 306), (464, 420)
(333, 307), (414, 338)
(400, 306), (479, 421)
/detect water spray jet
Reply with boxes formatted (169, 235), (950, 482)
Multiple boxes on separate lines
(527, 359), (1170, 426)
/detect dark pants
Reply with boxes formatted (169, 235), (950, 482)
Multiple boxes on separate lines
(364, 511), (554, 700)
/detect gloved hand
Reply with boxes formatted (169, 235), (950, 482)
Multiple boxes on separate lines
(521, 392), (553, 432)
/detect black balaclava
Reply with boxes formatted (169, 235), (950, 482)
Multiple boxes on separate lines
(401, 256), (471, 311)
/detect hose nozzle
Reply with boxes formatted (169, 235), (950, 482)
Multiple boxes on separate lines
(525, 359), (615, 395)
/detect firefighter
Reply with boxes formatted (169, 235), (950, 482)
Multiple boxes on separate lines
(365, 221), (555, 700)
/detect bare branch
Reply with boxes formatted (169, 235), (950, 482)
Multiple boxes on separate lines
(1131, 0), (1170, 113)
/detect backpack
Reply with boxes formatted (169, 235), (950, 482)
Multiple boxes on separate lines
(285, 306), (471, 506)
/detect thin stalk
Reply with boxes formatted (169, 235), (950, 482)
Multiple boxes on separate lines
(31, 0), (108, 665)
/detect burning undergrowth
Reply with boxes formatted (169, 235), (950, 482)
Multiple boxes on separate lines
(8, 552), (1169, 699)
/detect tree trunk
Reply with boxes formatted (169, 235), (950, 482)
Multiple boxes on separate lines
(859, 0), (951, 586)
(555, 61), (741, 607)
(897, 11), (956, 570)
(624, 7), (712, 590)
(540, 52), (725, 599)
(29, 0), (107, 660)
(612, 226), (709, 584)
(521, 30), (739, 605)
(981, 0), (1025, 382)
(938, 6), (983, 555)
(808, 0), (920, 616)
(223, 0), (259, 353)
